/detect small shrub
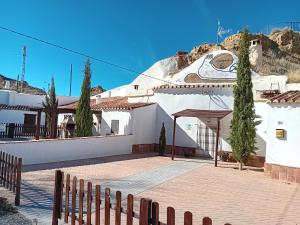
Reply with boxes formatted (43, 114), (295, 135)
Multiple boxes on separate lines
(158, 123), (166, 156)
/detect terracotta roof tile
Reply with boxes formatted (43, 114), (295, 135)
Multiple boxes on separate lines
(0, 104), (42, 111)
(59, 97), (154, 111)
(268, 90), (300, 103)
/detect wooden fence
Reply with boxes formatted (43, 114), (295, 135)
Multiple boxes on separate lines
(52, 170), (232, 225)
(0, 123), (48, 139)
(0, 150), (22, 205)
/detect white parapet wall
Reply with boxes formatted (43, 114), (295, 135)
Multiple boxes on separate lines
(0, 135), (134, 165)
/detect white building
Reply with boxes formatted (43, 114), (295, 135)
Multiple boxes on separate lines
(264, 91), (300, 183)
(0, 89), (78, 136)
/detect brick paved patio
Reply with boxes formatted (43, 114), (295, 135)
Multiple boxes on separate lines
(1, 154), (300, 225)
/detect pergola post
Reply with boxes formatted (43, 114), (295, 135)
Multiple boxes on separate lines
(214, 118), (220, 167)
(171, 116), (178, 160)
(35, 110), (41, 140)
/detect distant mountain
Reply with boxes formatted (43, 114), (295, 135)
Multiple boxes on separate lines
(0, 74), (46, 95)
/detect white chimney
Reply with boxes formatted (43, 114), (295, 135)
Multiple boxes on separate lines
(4, 81), (10, 89)
(96, 95), (102, 104)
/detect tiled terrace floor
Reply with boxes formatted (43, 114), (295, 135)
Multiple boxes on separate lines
(1, 154), (300, 225)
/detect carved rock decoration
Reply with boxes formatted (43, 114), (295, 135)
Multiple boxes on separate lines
(210, 53), (234, 70)
(184, 73), (202, 83)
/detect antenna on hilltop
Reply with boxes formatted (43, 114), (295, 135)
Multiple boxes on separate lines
(217, 20), (231, 44)
(280, 21), (300, 31)
(21, 46), (26, 92)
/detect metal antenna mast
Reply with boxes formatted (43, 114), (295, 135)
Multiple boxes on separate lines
(217, 20), (231, 44)
(21, 46), (26, 92)
(69, 64), (72, 96)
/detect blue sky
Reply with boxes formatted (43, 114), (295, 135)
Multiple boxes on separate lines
(0, 0), (299, 96)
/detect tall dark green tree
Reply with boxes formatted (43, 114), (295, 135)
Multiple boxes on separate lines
(229, 28), (258, 170)
(75, 59), (93, 137)
(159, 122), (166, 156)
(42, 77), (58, 138)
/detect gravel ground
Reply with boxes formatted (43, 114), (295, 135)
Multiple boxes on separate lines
(0, 212), (32, 225)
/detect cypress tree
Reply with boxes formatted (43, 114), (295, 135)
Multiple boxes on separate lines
(75, 59), (93, 137)
(42, 77), (58, 138)
(159, 122), (166, 156)
(229, 28), (257, 170)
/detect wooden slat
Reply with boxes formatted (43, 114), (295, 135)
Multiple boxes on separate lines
(4, 153), (8, 186)
(105, 188), (111, 225)
(151, 202), (159, 225)
(95, 185), (101, 225)
(71, 176), (77, 225)
(184, 211), (192, 225)
(167, 207), (175, 225)
(126, 194), (133, 225)
(0, 151), (3, 184)
(6, 154), (10, 188)
(139, 198), (149, 225)
(86, 181), (92, 225)
(13, 157), (17, 192)
(115, 191), (121, 225)
(15, 158), (22, 206)
(52, 170), (63, 225)
(78, 179), (84, 225)
(9, 156), (14, 191)
(0, 151), (2, 183)
(202, 217), (212, 225)
(64, 174), (70, 223)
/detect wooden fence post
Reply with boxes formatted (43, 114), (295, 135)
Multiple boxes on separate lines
(71, 176), (77, 225)
(95, 185), (101, 225)
(105, 188), (111, 225)
(6, 154), (10, 188)
(15, 158), (22, 206)
(52, 170), (63, 225)
(87, 182), (92, 225)
(167, 207), (175, 225)
(64, 174), (70, 223)
(151, 202), (159, 225)
(184, 211), (192, 225)
(9, 155), (14, 191)
(115, 191), (121, 225)
(79, 179), (84, 225)
(202, 217), (212, 225)
(139, 198), (150, 225)
(13, 157), (17, 192)
(127, 194), (133, 225)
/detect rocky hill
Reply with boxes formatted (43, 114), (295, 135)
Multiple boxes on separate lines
(174, 28), (300, 81)
(91, 85), (105, 96)
(0, 74), (46, 95)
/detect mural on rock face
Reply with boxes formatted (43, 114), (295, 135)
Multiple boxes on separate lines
(180, 50), (238, 83)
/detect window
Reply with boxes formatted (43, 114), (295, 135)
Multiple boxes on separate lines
(111, 120), (119, 134)
(134, 85), (139, 90)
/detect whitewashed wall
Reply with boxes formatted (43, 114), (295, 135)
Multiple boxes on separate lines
(0, 110), (46, 125)
(0, 135), (134, 165)
(152, 87), (234, 157)
(100, 111), (133, 135)
(132, 104), (157, 144)
(0, 90), (44, 107)
(266, 104), (300, 168)
(254, 101), (270, 156)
